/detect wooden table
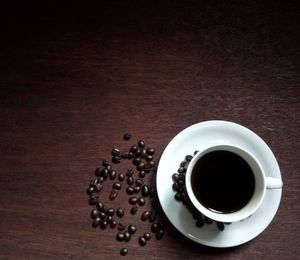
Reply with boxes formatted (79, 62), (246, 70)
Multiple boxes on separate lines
(1, 1), (299, 259)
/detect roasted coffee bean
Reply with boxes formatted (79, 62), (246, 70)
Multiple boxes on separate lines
(135, 178), (144, 187)
(204, 217), (213, 224)
(120, 248), (128, 256)
(98, 176), (105, 183)
(118, 223), (126, 231)
(133, 157), (141, 165)
(110, 189), (118, 200)
(106, 164), (112, 172)
(121, 152), (130, 159)
(129, 197), (137, 205)
(92, 217), (101, 227)
(178, 167), (186, 174)
(87, 186), (94, 194)
(95, 167), (102, 176)
(151, 223), (159, 233)
(89, 198), (97, 205)
(130, 145), (138, 154)
(157, 220), (165, 230)
(102, 159), (110, 166)
(106, 216), (113, 223)
(130, 206), (138, 215)
(124, 231), (131, 241)
(217, 222), (225, 231)
(118, 173), (125, 181)
(96, 201), (104, 211)
(113, 182), (121, 190)
(146, 148), (155, 155)
(194, 150), (199, 155)
(143, 232), (151, 241)
(224, 222), (232, 225)
(138, 236), (147, 246)
(135, 148), (142, 156)
(112, 148), (121, 156)
(145, 154), (153, 161)
(134, 186), (141, 193)
(172, 173), (179, 182)
(128, 225), (137, 234)
(123, 133), (131, 140)
(155, 229), (164, 240)
(196, 219), (204, 227)
(177, 179), (184, 186)
(180, 160), (188, 167)
(126, 186), (134, 195)
(116, 232), (125, 241)
(137, 162), (145, 171)
(90, 178), (98, 187)
(149, 187), (156, 197)
(106, 208), (115, 216)
(99, 211), (106, 219)
(95, 183), (103, 192)
(138, 197), (145, 206)
(141, 149), (147, 158)
(141, 185), (150, 197)
(141, 211), (151, 221)
(125, 168), (134, 177)
(109, 170), (117, 180)
(90, 209), (98, 219)
(147, 161), (155, 168)
(116, 208), (124, 218)
(174, 192), (182, 201)
(100, 168), (109, 178)
(138, 140), (145, 148)
(127, 176), (134, 185)
(110, 220), (117, 229)
(90, 192), (99, 199)
(101, 220), (108, 229)
(185, 155), (193, 161)
(139, 170), (146, 178)
(112, 155), (121, 164)
(172, 182), (179, 191)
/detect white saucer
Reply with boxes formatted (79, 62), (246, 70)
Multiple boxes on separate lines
(156, 120), (282, 248)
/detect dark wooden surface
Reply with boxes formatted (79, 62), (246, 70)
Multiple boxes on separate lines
(0, 1), (299, 259)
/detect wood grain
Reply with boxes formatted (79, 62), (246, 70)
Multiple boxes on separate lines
(0, 1), (299, 259)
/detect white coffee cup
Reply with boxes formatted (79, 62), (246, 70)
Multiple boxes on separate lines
(185, 144), (283, 223)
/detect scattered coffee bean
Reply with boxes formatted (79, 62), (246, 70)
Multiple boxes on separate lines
(128, 225), (137, 234)
(95, 183), (103, 192)
(107, 216), (113, 224)
(109, 170), (117, 180)
(196, 219), (204, 227)
(139, 170), (146, 178)
(102, 159), (110, 166)
(120, 247), (128, 256)
(157, 220), (165, 230)
(116, 208), (124, 218)
(130, 206), (138, 215)
(87, 186), (94, 194)
(106, 164), (112, 172)
(133, 157), (141, 165)
(118, 223), (126, 231)
(137, 162), (145, 171)
(99, 211), (106, 219)
(134, 186), (141, 193)
(129, 197), (138, 205)
(106, 208), (115, 216)
(126, 186), (134, 195)
(125, 168), (134, 177)
(178, 167), (186, 173)
(146, 148), (155, 155)
(174, 192), (183, 201)
(112, 155), (121, 164)
(110, 189), (118, 200)
(89, 198), (97, 205)
(204, 217), (213, 224)
(155, 229), (164, 240)
(143, 232), (151, 241)
(141, 211), (151, 221)
(124, 231), (131, 241)
(145, 154), (153, 161)
(194, 150), (199, 155)
(217, 222), (225, 231)
(91, 209), (98, 219)
(138, 140), (145, 148)
(151, 223), (159, 233)
(141, 185), (150, 197)
(123, 133), (131, 140)
(138, 236), (147, 246)
(138, 197), (145, 206)
(101, 220), (108, 229)
(113, 182), (121, 190)
(135, 178), (144, 187)
(118, 173), (125, 181)
(112, 148), (121, 156)
(130, 145), (138, 154)
(116, 232), (125, 241)
(177, 179), (184, 186)
(185, 155), (193, 161)
(100, 168), (109, 178)
(147, 161), (155, 168)
(141, 149), (147, 158)
(98, 176), (104, 183)
(172, 182), (179, 191)
(135, 148), (142, 156)
(92, 217), (101, 227)
(90, 192), (99, 199)
(90, 178), (98, 187)
(110, 220), (117, 229)
(96, 201), (104, 211)
(121, 152), (130, 159)
(127, 176), (134, 185)
(149, 211), (156, 222)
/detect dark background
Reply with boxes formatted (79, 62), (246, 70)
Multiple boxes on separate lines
(0, 1), (299, 259)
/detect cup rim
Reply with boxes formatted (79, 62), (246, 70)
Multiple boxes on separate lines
(185, 144), (266, 223)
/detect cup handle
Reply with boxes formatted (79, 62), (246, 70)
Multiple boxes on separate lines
(266, 177), (283, 189)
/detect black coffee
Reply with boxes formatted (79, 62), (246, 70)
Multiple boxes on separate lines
(191, 150), (255, 213)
